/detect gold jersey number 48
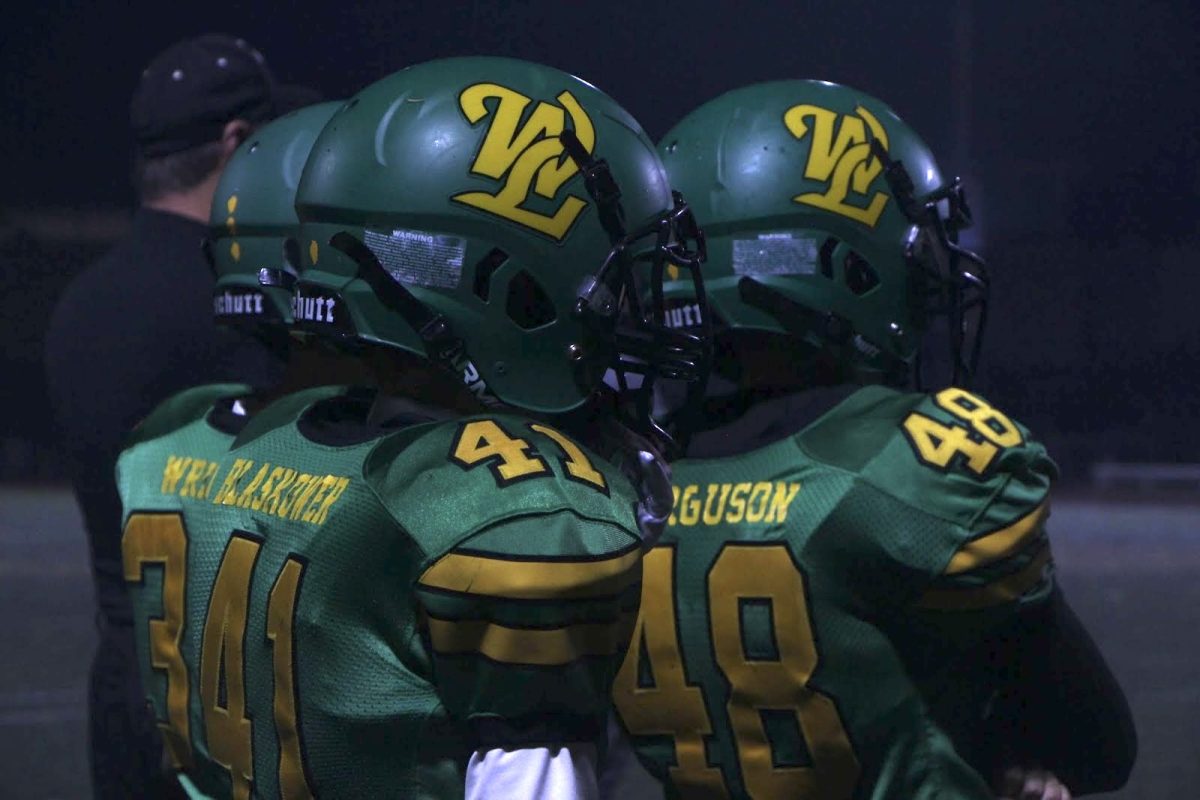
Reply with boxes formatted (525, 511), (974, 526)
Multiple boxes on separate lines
(902, 388), (1023, 476)
(613, 545), (860, 799)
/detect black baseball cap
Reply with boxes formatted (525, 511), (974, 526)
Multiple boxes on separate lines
(131, 33), (279, 157)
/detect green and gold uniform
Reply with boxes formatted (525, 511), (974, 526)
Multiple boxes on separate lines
(114, 381), (253, 787)
(118, 388), (643, 799)
(612, 385), (1056, 799)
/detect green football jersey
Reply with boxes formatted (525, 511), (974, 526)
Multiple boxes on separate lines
(116, 383), (338, 788)
(118, 388), (644, 799)
(612, 385), (1057, 800)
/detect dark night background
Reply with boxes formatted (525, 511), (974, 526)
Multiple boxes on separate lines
(0, 2), (1198, 797)
(2, 0), (1198, 479)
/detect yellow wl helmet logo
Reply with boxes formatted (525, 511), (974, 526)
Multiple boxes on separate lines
(452, 83), (595, 241)
(784, 103), (891, 227)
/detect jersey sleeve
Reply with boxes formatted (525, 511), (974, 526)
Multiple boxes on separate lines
(414, 511), (642, 750)
(807, 387), (1059, 626)
(366, 414), (646, 751)
(915, 487), (1054, 615)
(807, 386), (1058, 615)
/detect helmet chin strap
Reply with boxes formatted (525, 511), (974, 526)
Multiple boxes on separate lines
(560, 129), (628, 245)
(327, 231), (506, 410)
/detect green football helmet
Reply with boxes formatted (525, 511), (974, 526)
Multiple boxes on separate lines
(205, 100), (343, 329)
(659, 79), (988, 387)
(293, 56), (708, 448)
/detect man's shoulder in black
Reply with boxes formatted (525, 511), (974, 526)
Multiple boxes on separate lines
(44, 207), (284, 606)
(46, 207), (282, 443)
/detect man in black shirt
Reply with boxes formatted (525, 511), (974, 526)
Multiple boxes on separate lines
(44, 34), (288, 797)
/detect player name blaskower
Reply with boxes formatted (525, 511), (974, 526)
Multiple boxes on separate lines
(158, 452), (350, 525)
(669, 481), (801, 527)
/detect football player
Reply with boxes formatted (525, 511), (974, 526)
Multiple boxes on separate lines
(608, 80), (1136, 799)
(203, 98), (374, 415)
(124, 56), (707, 799)
(117, 98), (370, 795)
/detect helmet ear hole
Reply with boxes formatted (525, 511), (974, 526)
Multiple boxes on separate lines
(844, 251), (880, 295)
(473, 247), (508, 301)
(506, 269), (557, 330)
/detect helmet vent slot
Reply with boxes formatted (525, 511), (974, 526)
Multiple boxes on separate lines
(472, 247), (508, 301)
(818, 237), (838, 279)
(506, 269), (557, 330)
(844, 251), (880, 295)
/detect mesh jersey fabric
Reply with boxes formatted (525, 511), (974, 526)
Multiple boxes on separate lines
(118, 387), (644, 799)
(611, 385), (1057, 800)
(116, 381), (257, 777)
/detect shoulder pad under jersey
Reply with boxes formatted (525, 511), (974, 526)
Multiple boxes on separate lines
(124, 382), (250, 450)
(229, 384), (353, 449)
(801, 386), (1057, 611)
(364, 412), (641, 561)
(798, 385), (1056, 533)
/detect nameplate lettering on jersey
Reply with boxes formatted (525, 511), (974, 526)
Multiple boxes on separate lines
(160, 454), (222, 500)
(159, 453), (350, 526)
(666, 481), (801, 527)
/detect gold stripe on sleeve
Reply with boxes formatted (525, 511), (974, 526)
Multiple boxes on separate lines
(419, 546), (641, 600)
(920, 544), (1052, 611)
(424, 615), (631, 666)
(944, 502), (1048, 575)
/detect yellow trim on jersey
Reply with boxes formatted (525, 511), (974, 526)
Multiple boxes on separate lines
(919, 544), (1052, 611)
(424, 614), (633, 666)
(418, 546), (641, 600)
(944, 501), (1049, 575)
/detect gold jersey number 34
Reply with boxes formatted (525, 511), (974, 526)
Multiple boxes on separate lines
(122, 514), (313, 800)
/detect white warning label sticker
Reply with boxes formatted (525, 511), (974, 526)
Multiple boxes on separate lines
(364, 228), (466, 289)
(732, 232), (819, 276)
